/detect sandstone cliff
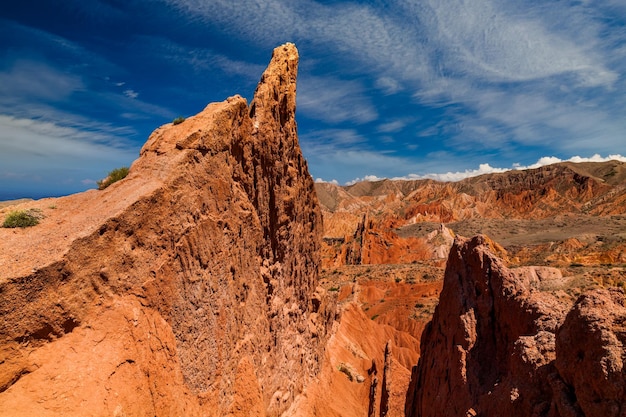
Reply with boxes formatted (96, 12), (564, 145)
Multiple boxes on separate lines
(0, 43), (333, 417)
(406, 235), (626, 417)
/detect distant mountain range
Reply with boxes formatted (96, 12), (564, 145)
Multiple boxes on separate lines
(316, 160), (626, 267)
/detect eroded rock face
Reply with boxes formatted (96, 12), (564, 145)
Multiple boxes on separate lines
(556, 288), (626, 417)
(0, 43), (333, 416)
(286, 303), (415, 417)
(406, 235), (626, 417)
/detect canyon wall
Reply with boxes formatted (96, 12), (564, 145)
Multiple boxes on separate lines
(0, 43), (333, 417)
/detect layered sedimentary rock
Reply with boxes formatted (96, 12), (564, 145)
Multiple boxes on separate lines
(406, 235), (626, 417)
(0, 43), (333, 416)
(323, 213), (454, 268)
(317, 161), (626, 268)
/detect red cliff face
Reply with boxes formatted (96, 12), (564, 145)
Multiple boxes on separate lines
(406, 235), (626, 417)
(0, 43), (333, 417)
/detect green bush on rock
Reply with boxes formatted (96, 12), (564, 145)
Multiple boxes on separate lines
(2, 209), (43, 228)
(97, 167), (130, 190)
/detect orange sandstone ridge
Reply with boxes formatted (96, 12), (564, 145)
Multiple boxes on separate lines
(0, 43), (334, 417)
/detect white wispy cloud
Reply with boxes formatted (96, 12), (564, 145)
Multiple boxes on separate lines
(132, 35), (266, 83)
(375, 77), (402, 95)
(160, 0), (304, 53)
(123, 89), (139, 99)
(0, 33), (150, 191)
(401, 0), (624, 155)
(0, 60), (84, 101)
(161, 0), (624, 154)
(444, 85), (626, 155)
(377, 119), (410, 134)
(0, 48), (175, 123)
(416, 0), (617, 85)
(298, 76), (378, 124)
(300, 128), (368, 151)
(300, 128), (417, 183)
(0, 115), (137, 162)
(0, 114), (139, 195)
(2, 19), (123, 80)
(138, 6), (391, 125)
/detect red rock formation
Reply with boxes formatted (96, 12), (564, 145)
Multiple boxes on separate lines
(556, 288), (626, 417)
(287, 303), (415, 417)
(405, 235), (626, 417)
(317, 161), (626, 268)
(322, 212), (453, 268)
(0, 43), (333, 416)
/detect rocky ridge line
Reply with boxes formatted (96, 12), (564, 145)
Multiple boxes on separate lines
(0, 43), (333, 417)
(317, 161), (626, 268)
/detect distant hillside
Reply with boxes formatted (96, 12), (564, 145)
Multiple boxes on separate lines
(0, 199), (33, 209)
(317, 160), (626, 218)
(316, 160), (626, 267)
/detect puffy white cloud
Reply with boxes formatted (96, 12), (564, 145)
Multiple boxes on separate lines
(123, 89), (139, 99)
(315, 178), (339, 185)
(345, 175), (385, 186)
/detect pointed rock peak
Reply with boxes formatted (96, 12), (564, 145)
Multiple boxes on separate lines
(0, 43), (330, 417)
(250, 43), (299, 131)
(260, 42), (299, 88)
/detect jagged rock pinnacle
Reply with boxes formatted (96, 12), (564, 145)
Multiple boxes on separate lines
(0, 43), (333, 417)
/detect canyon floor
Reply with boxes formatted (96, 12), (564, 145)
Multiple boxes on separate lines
(397, 215), (626, 284)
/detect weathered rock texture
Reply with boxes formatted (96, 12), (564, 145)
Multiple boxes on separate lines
(556, 288), (626, 417)
(406, 235), (626, 417)
(287, 304), (415, 417)
(0, 43), (333, 416)
(331, 213), (454, 267)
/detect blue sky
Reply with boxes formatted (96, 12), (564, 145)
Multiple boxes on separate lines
(1, 0), (625, 199)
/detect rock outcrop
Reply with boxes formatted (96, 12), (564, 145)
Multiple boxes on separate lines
(286, 303), (416, 417)
(0, 43), (333, 416)
(406, 235), (626, 417)
(323, 213), (454, 268)
(556, 288), (626, 417)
